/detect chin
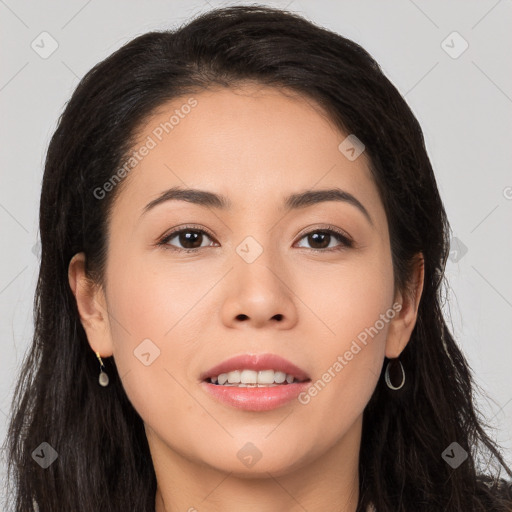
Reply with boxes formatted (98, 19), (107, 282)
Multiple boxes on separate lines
(202, 448), (309, 479)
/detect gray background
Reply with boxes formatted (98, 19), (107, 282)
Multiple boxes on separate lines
(1, 0), (511, 501)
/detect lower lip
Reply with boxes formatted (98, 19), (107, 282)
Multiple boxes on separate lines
(201, 380), (311, 411)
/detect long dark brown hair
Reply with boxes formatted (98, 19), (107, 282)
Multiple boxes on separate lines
(3, 5), (511, 511)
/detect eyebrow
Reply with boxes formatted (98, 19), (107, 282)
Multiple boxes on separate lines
(141, 186), (373, 225)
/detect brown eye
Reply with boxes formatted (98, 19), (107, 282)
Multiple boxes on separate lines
(159, 227), (216, 251)
(158, 225), (353, 253)
(306, 232), (331, 249)
(174, 230), (205, 249)
(296, 228), (353, 251)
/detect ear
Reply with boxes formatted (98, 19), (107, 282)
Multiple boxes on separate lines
(68, 252), (114, 357)
(385, 253), (424, 358)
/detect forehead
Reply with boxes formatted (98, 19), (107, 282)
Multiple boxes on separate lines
(111, 84), (384, 227)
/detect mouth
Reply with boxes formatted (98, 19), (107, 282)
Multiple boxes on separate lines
(199, 352), (311, 385)
(204, 369), (309, 387)
(199, 353), (311, 411)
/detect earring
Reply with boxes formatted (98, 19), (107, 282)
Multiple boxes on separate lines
(384, 358), (405, 390)
(96, 351), (109, 387)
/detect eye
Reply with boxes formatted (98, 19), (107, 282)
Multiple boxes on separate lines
(295, 226), (354, 252)
(157, 224), (353, 253)
(157, 225), (218, 253)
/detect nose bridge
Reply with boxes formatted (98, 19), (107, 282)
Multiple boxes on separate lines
(232, 231), (286, 293)
(220, 229), (297, 327)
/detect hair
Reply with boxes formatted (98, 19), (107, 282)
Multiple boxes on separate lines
(3, 4), (511, 511)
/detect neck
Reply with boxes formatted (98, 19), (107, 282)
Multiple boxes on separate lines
(150, 415), (362, 512)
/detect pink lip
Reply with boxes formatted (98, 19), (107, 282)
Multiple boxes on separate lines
(201, 380), (312, 411)
(199, 353), (310, 382)
(199, 353), (311, 412)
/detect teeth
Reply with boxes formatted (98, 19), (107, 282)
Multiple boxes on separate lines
(241, 369), (258, 384)
(274, 371), (286, 383)
(255, 369), (274, 384)
(223, 383), (279, 387)
(209, 369), (299, 385)
(227, 370), (240, 384)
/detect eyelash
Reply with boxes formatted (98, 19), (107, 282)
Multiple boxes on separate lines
(157, 224), (354, 253)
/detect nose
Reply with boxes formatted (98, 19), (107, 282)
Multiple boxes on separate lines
(219, 252), (299, 330)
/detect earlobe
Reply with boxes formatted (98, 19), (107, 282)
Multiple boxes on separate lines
(68, 252), (113, 357)
(385, 253), (425, 359)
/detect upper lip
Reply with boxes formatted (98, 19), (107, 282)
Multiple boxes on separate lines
(200, 353), (311, 382)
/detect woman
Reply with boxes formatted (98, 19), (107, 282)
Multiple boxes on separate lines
(3, 5), (511, 511)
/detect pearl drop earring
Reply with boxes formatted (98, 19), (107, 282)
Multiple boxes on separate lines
(95, 351), (109, 387)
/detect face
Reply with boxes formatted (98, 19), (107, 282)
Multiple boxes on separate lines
(70, 83), (421, 479)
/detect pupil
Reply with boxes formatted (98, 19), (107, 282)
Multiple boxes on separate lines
(309, 232), (329, 249)
(180, 231), (201, 248)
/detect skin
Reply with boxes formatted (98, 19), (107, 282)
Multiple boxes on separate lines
(68, 83), (424, 512)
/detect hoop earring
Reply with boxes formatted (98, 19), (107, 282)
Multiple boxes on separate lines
(96, 351), (109, 387)
(384, 358), (405, 390)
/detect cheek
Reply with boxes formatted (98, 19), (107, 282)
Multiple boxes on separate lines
(297, 245), (395, 345)
(294, 250), (393, 436)
(104, 254), (202, 423)
(104, 256), (227, 461)
(107, 247), (210, 342)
